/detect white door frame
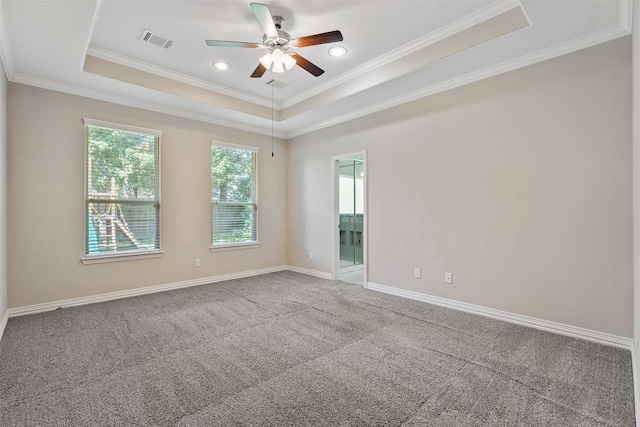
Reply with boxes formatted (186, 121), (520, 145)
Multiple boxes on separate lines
(331, 151), (367, 286)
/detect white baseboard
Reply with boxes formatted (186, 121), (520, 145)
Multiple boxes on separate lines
(4, 267), (631, 352)
(286, 265), (332, 280)
(0, 310), (7, 342)
(633, 347), (640, 427)
(7, 265), (289, 318)
(367, 282), (632, 350)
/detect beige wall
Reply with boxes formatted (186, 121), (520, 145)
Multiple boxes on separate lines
(4, 35), (633, 339)
(0, 57), (7, 326)
(632, 0), (640, 411)
(7, 84), (287, 307)
(288, 37), (632, 337)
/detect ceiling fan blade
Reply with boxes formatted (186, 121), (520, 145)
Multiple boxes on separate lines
(250, 63), (268, 78)
(206, 40), (261, 48)
(250, 3), (279, 39)
(292, 30), (343, 48)
(292, 53), (324, 77)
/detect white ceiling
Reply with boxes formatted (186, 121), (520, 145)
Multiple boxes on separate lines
(0, 0), (632, 138)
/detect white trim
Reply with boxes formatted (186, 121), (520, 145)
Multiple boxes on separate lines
(632, 348), (640, 427)
(621, 0), (633, 33)
(0, 1), (15, 79)
(367, 281), (632, 350)
(8, 72), (288, 139)
(209, 242), (260, 252)
(83, 118), (162, 137)
(5, 19), (630, 141)
(85, 1), (522, 113)
(86, 46), (276, 109)
(288, 23), (631, 138)
(211, 140), (259, 152)
(0, 310), (7, 342)
(281, 0), (524, 109)
(7, 265), (289, 317)
(3, 267), (632, 355)
(81, 250), (163, 265)
(83, 0), (103, 67)
(210, 142), (259, 249)
(331, 152), (367, 285)
(286, 265), (332, 280)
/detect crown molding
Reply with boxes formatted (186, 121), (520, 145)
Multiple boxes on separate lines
(0, 1), (15, 79)
(83, 0), (103, 64)
(281, 0), (525, 109)
(9, 72), (286, 138)
(7, 16), (630, 142)
(287, 22), (631, 139)
(621, 0), (633, 33)
(83, 0), (272, 109)
(84, 0), (525, 113)
(0, 0), (630, 140)
(87, 46), (278, 109)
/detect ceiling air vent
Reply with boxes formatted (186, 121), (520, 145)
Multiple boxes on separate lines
(266, 79), (289, 89)
(140, 29), (173, 49)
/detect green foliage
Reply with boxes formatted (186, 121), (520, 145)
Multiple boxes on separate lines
(87, 126), (157, 200)
(211, 145), (257, 244)
(211, 146), (254, 202)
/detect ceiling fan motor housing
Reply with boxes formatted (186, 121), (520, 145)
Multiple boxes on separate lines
(263, 17), (290, 47)
(263, 31), (291, 47)
(205, 4), (340, 78)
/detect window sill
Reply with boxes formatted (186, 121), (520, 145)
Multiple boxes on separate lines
(209, 242), (260, 253)
(81, 250), (163, 265)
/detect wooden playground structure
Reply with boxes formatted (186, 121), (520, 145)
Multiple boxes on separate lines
(87, 163), (147, 253)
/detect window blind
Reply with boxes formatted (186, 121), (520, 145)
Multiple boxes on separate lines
(85, 120), (161, 256)
(211, 143), (258, 246)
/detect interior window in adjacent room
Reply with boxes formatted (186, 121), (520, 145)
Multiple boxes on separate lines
(83, 119), (161, 261)
(211, 141), (258, 249)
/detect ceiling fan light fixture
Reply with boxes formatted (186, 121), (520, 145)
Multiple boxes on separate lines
(206, 3), (338, 78)
(283, 53), (296, 70)
(260, 47), (295, 73)
(259, 53), (273, 68)
(272, 47), (285, 65)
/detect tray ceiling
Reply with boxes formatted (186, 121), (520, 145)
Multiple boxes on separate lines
(0, 0), (631, 138)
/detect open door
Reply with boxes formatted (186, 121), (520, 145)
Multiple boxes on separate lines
(333, 153), (366, 285)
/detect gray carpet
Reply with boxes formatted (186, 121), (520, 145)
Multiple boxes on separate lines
(0, 271), (635, 426)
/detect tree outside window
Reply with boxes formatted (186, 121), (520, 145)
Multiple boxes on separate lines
(211, 143), (258, 246)
(85, 121), (160, 256)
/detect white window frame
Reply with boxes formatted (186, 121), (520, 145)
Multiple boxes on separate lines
(82, 118), (163, 264)
(210, 140), (259, 252)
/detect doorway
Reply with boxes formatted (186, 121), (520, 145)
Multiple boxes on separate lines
(334, 153), (366, 285)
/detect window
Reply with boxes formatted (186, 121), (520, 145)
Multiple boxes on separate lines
(84, 119), (161, 260)
(211, 142), (258, 248)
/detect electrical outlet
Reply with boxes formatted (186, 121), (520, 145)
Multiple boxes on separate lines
(414, 268), (421, 278)
(445, 272), (452, 284)
(309, 252), (314, 260)
(195, 259), (200, 267)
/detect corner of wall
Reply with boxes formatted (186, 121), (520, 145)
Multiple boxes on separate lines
(632, 0), (639, 423)
(0, 51), (7, 344)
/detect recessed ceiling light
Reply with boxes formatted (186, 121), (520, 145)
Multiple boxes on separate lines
(328, 46), (347, 57)
(213, 61), (231, 71)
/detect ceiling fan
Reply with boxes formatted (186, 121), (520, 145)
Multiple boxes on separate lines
(205, 2), (343, 78)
